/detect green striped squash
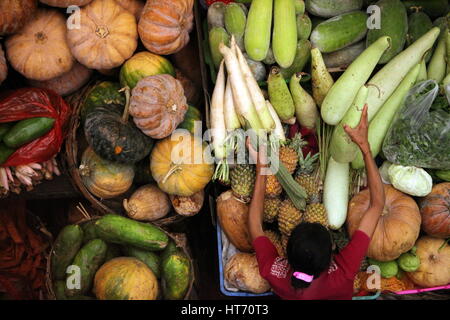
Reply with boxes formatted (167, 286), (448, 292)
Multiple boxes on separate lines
(120, 52), (175, 89)
(177, 105), (202, 134)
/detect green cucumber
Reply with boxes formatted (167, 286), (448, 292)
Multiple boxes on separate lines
(351, 64), (420, 169)
(224, 3), (247, 47)
(268, 67), (296, 123)
(273, 0), (297, 68)
(0, 123), (13, 140)
(322, 41), (365, 68)
(366, 0), (408, 65)
(280, 39), (311, 79)
(94, 214), (169, 251)
(209, 27), (230, 69)
(123, 246), (161, 278)
(245, 0), (273, 61)
(296, 14), (312, 40)
(3, 117), (55, 148)
(65, 239), (107, 297)
(160, 239), (179, 262)
(80, 220), (98, 244)
(321, 36), (390, 125)
(310, 11), (367, 53)
(0, 143), (15, 165)
(329, 85), (369, 163)
(305, 0), (363, 18)
(403, 0), (449, 18)
(161, 252), (191, 300)
(51, 225), (84, 281)
(362, 27), (440, 120)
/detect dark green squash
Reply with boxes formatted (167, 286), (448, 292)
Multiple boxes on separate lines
(84, 89), (154, 164)
(80, 81), (126, 124)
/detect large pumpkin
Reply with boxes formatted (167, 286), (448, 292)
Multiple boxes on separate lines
(407, 236), (450, 288)
(39, 0), (93, 7)
(67, 0), (138, 70)
(5, 9), (74, 81)
(115, 0), (145, 20)
(130, 74), (188, 139)
(420, 182), (450, 238)
(138, 0), (194, 55)
(119, 51), (175, 89)
(79, 147), (135, 199)
(29, 62), (92, 96)
(84, 101), (154, 164)
(0, 0), (37, 36)
(0, 44), (6, 85)
(217, 190), (253, 252)
(94, 257), (159, 300)
(347, 184), (421, 261)
(150, 132), (214, 197)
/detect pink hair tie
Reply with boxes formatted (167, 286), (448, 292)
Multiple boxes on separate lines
(293, 272), (314, 283)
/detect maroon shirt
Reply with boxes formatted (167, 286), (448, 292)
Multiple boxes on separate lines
(253, 230), (371, 300)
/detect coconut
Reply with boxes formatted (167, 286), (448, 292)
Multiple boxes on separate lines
(216, 190), (253, 252)
(169, 190), (204, 217)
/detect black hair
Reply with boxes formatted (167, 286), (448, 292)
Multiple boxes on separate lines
(286, 222), (333, 289)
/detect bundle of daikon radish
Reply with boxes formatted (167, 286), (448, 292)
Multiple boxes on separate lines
(210, 37), (285, 182)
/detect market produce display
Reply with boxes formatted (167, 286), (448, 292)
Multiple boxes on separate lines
(49, 214), (193, 300)
(204, 0), (450, 296)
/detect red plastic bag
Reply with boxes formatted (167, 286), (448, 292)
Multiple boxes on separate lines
(0, 88), (71, 167)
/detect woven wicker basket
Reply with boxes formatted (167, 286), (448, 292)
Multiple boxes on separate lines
(63, 80), (187, 226)
(45, 204), (195, 300)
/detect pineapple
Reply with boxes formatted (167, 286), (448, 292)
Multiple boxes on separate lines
(303, 202), (328, 228)
(281, 235), (289, 256)
(263, 197), (281, 223)
(230, 164), (255, 202)
(278, 134), (306, 175)
(264, 230), (284, 256)
(278, 199), (303, 236)
(295, 151), (320, 203)
(265, 173), (282, 197)
(330, 229), (349, 252)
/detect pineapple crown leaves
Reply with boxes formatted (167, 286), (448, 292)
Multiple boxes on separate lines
(297, 151), (319, 176)
(288, 133), (308, 157)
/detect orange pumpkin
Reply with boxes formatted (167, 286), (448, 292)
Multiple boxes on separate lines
(0, 0), (37, 36)
(0, 44), (7, 85)
(150, 132), (214, 197)
(130, 74), (188, 139)
(138, 0), (194, 55)
(5, 9), (74, 81)
(29, 62), (92, 96)
(67, 0), (138, 70)
(347, 184), (421, 261)
(419, 182), (450, 238)
(115, 0), (145, 20)
(39, 0), (93, 7)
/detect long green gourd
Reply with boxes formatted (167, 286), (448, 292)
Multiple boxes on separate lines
(329, 85), (368, 163)
(244, 0), (273, 61)
(427, 30), (447, 83)
(351, 63), (421, 169)
(363, 27), (440, 122)
(273, 0), (298, 68)
(321, 36), (390, 125)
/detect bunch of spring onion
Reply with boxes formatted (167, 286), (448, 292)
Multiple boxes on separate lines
(0, 156), (61, 197)
(211, 36), (286, 183)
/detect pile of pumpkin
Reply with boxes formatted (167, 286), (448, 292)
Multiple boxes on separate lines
(50, 214), (193, 300)
(350, 183), (450, 294)
(0, 0), (214, 218)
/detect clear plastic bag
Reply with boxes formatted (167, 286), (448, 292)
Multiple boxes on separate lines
(382, 80), (450, 170)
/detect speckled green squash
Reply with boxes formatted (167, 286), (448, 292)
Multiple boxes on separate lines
(51, 225), (84, 280)
(161, 251), (191, 300)
(120, 52), (175, 89)
(177, 105), (202, 134)
(80, 82), (125, 124)
(93, 257), (159, 300)
(84, 103), (154, 164)
(80, 220), (98, 244)
(123, 246), (161, 278)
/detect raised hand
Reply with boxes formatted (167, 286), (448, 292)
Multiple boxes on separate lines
(343, 104), (370, 155)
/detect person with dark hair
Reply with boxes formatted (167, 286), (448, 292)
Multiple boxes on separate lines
(247, 104), (385, 299)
